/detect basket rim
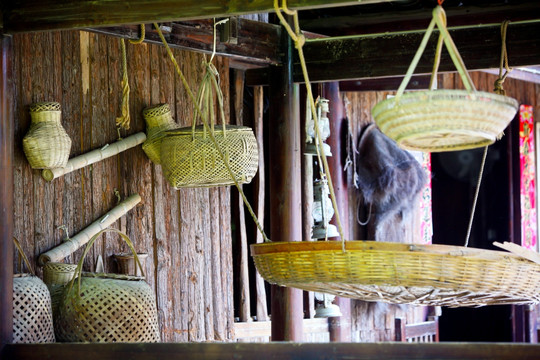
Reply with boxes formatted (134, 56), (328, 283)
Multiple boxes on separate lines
(250, 240), (531, 262)
(164, 124), (254, 136)
(372, 89), (519, 112)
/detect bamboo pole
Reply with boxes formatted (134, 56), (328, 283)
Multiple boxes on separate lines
(38, 193), (141, 265)
(42, 132), (146, 181)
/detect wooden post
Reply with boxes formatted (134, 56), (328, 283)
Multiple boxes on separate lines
(0, 35), (14, 346)
(269, 19), (303, 342)
(324, 82), (352, 342)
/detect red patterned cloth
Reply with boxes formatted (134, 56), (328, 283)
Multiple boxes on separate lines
(519, 104), (537, 251)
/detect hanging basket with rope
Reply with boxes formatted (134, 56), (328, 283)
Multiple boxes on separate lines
(158, 24), (258, 188)
(248, 1), (540, 308)
(371, 6), (519, 152)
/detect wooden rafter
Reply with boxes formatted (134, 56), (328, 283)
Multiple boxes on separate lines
(247, 20), (540, 85)
(1, 0), (386, 34)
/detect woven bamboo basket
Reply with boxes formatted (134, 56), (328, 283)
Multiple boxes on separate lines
(161, 125), (259, 188)
(142, 103), (179, 164)
(22, 102), (72, 169)
(42, 262), (77, 317)
(55, 228), (160, 342)
(13, 238), (55, 343)
(372, 6), (518, 152)
(114, 252), (148, 276)
(251, 241), (540, 307)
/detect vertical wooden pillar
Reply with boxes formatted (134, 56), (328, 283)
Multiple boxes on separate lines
(324, 82), (351, 342)
(269, 20), (303, 342)
(0, 35), (14, 346)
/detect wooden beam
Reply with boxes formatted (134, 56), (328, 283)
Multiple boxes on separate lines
(87, 20), (281, 66)
(246, 21), (540, 85)
(299, 0), (540, 36)
(4, 343), (540, 360)
(1, 0), (386, 34)
(268, 19), (303, 342)
(0, 35), (14, 347)
(339, 75), (431, 92)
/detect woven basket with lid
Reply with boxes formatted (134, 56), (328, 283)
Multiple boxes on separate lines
(142, 103), (179, 164)
(22, 102), (72, 169)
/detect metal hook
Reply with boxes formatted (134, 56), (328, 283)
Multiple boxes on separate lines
(57, 225), (70, 241)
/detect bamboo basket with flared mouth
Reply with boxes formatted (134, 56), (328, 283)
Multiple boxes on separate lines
(372, 6), (518, 152)
(251, 241), (540, 307)
(142, 103), (179, 164)
(23, 102), (72, 169)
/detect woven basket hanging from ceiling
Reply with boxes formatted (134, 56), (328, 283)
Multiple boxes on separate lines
(251, 241), (540, 307)
(55, 228), (160, 343)
(371, 6), (519, 152)
(22, 102), (72, 169)
(142, 103), (179, 164)
(160, 63), (258, 188)
(13, 238), (56, 343)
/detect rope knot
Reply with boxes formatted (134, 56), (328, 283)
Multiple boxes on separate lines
(294, 34), (306, 49)
(493, 78), (506, 95)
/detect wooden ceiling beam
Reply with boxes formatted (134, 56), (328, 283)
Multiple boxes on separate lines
(0, 0), (386, 34)
(299, 0), (540, 36)
(246, 20), (540, 85)
(87, 20), (282, 67)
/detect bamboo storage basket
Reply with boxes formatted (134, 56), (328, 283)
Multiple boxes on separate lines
(142, 103), (179, 164)
(161, 125), (259, 188)
(22, 102), (72, 169)
(55, 228), (160, 342)
(43, 262), (77, 317)
(371, 6), (518, 152)
(13, 238), (55, 343)
(251, 241), (540, 307)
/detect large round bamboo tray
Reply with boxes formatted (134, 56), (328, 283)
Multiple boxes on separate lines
(160, 125), (258, 188)
(251, 241), (540, 307)
(372, 90), (519, 152)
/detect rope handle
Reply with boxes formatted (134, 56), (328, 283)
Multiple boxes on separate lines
(190, 63), (228, 140)
(396, 6), (476, 101)
(13, 237), (35, 276)
(66, 228), (144, 296)
(153, 23), (270, 243)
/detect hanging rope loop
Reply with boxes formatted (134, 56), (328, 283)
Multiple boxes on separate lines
(129, 24), (146, 45)
(494, 20), (512, 95)
(274, 0), (347, 250)
(115, 38), (131, 136)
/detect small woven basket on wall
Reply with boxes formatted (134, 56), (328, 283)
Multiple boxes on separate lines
(160, 61), (258, 188)
(142, 103), (179, 164)
(251, 241), (540, 307)
(42, 262), (77, 318)
(372, 6), (518, 152)
(55, 228), (160, 343)
(22, 102), (72, 169)
(13, 238), (55, 343)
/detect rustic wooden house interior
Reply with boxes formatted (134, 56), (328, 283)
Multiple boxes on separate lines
(1, 0), (540, 359)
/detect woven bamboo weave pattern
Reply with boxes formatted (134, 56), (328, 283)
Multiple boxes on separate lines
(22, 102), (72, 169)
(56, 274), (160, 342)
(142, 103), (179, 164)
(251, 241), (540, 307)
(161, 125), (259, 188)
(43, 262), (77, 318)
(13, 274), (56, 343)
(372, 90), (519, 152)
(55, 228), (160, 343)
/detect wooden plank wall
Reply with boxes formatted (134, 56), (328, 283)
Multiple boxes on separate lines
(11, 30), (234, 342)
